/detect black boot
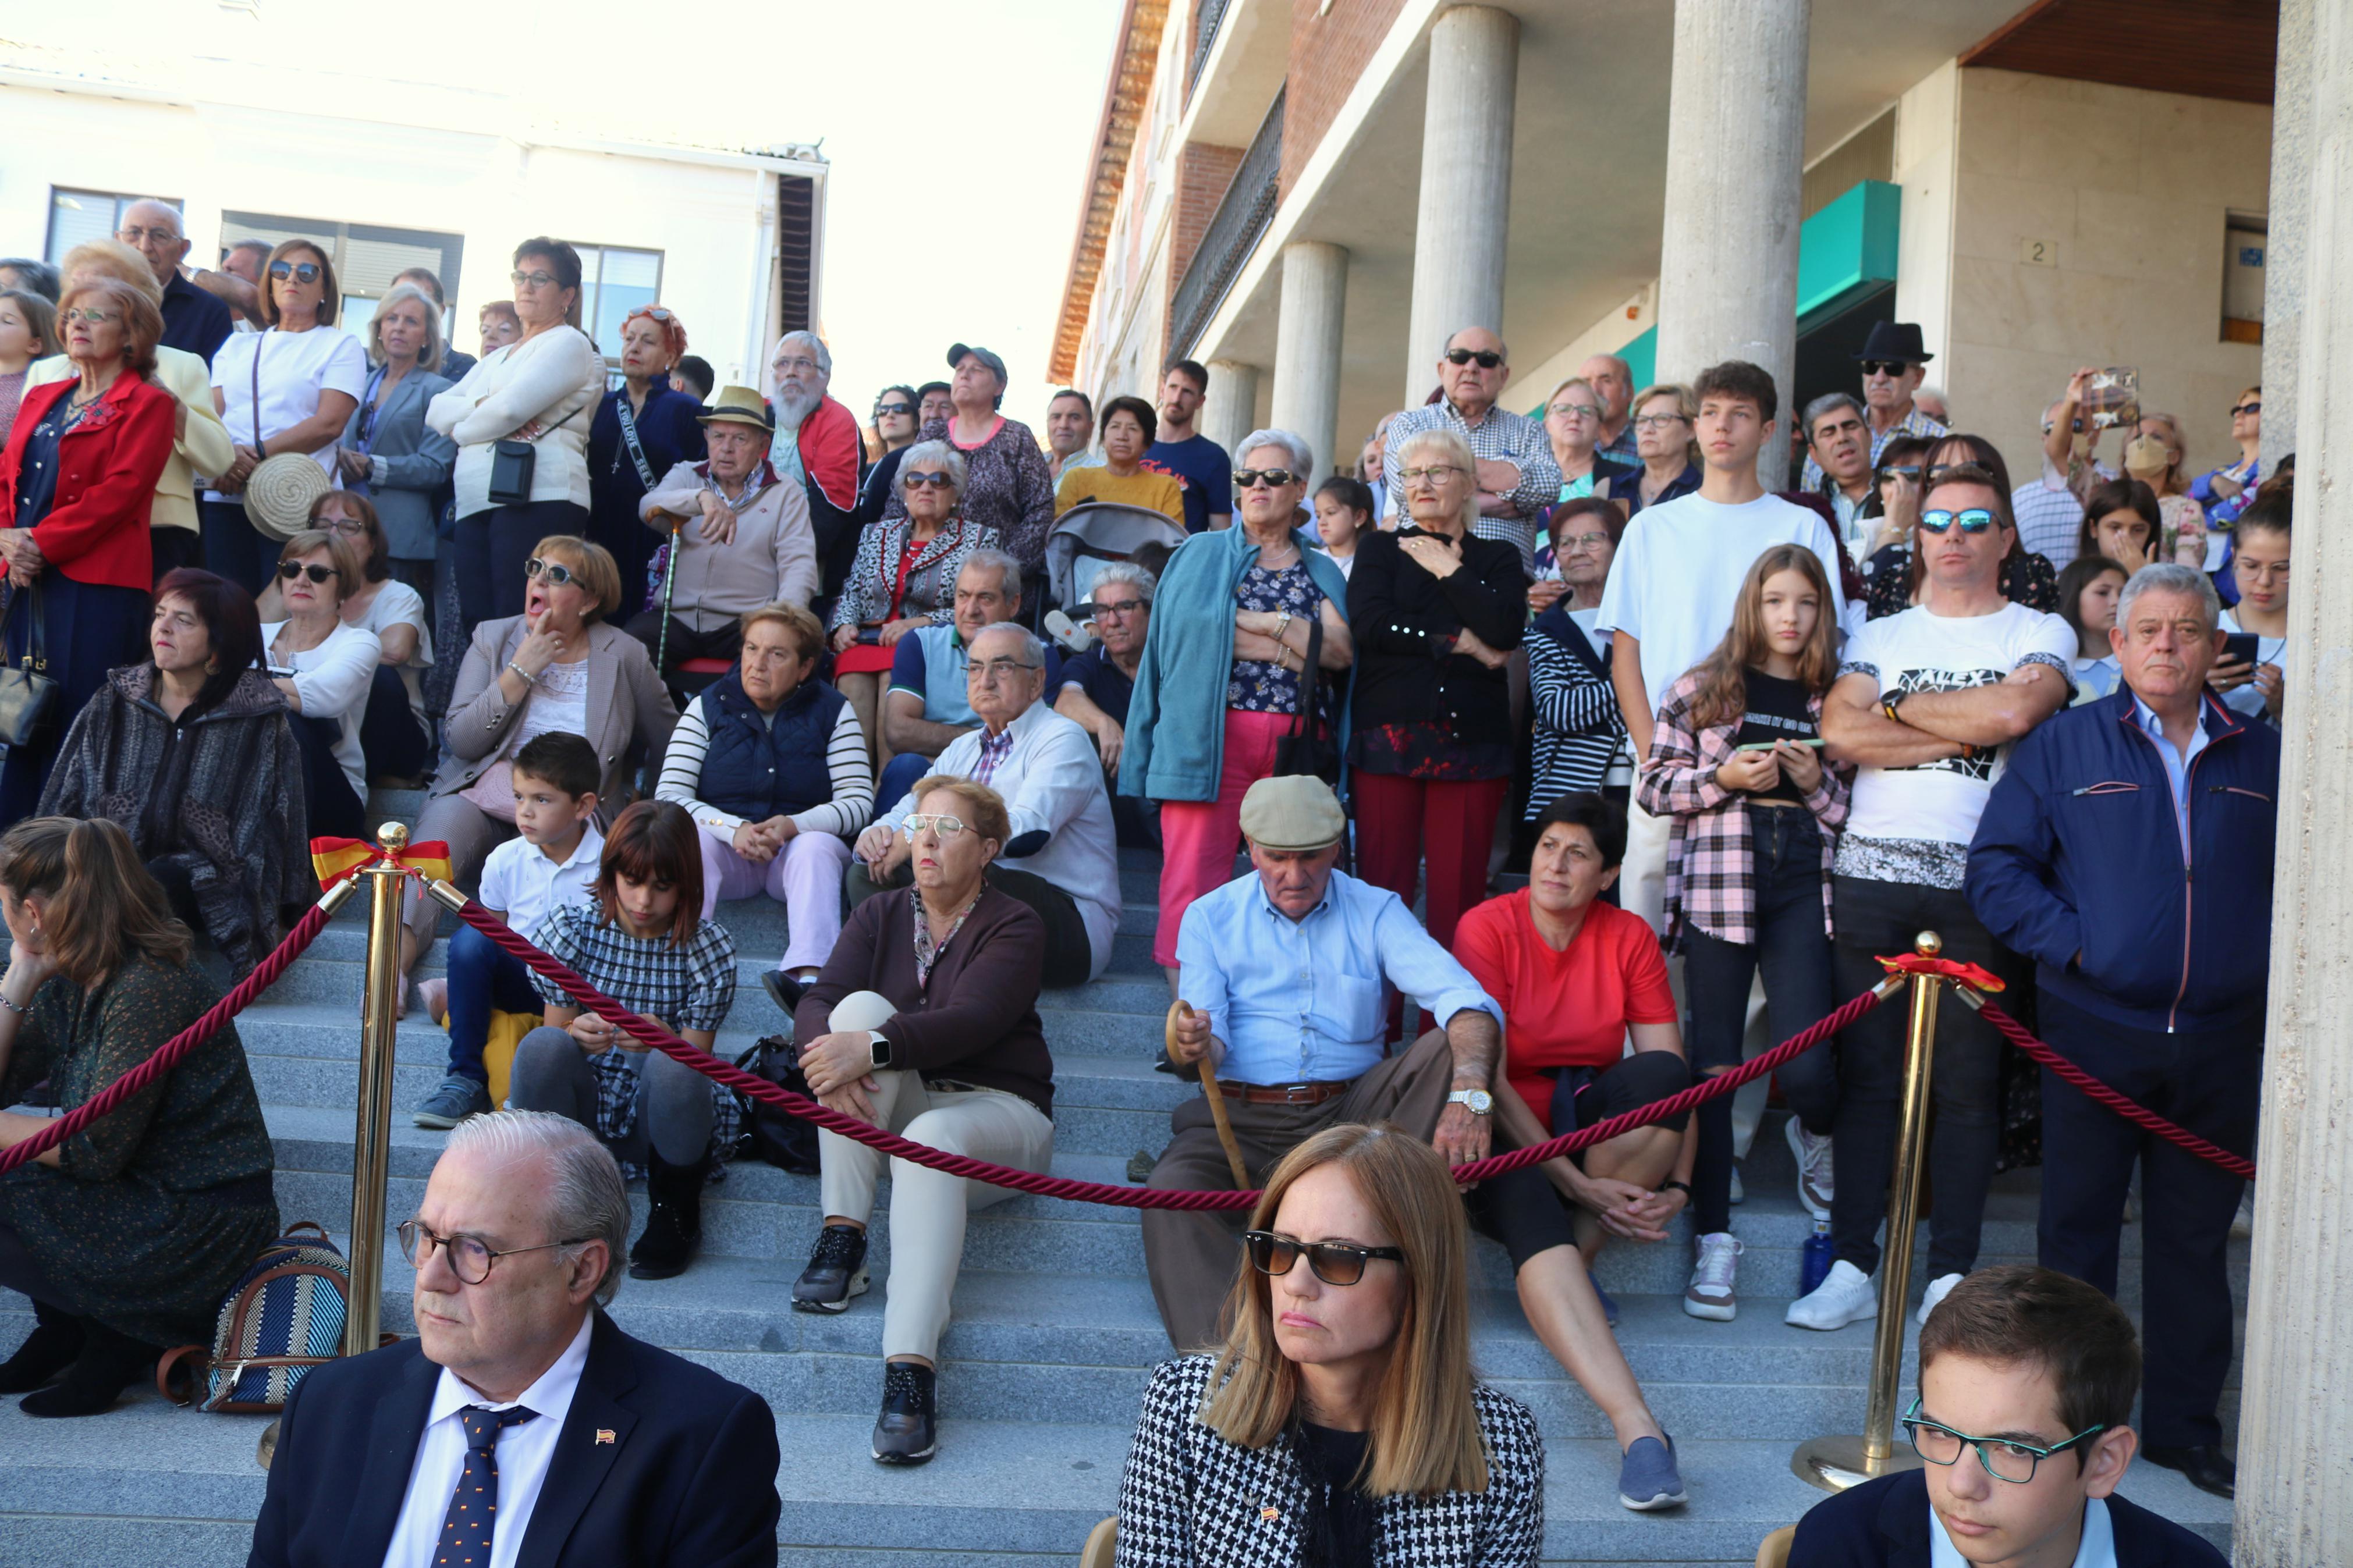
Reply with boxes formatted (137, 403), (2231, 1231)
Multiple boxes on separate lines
(627, 1153), (705, 1281)
(21, 1318), (159, 1418)
(872, 1360), (938, 1466)
(0, 1302), (85, 1393)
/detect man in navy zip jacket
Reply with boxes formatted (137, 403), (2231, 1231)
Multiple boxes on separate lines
(1967, 563), (2277, 1502)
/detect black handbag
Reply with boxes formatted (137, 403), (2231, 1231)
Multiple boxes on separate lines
(1272, 615), (1340, 787)
(730, 1036), (821, 1175)
(0, 586), (60, 750)
(486, 399), (585, 507)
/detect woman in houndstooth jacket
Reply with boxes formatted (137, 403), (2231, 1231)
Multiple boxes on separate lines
(1113, 1124), (1543, 1567)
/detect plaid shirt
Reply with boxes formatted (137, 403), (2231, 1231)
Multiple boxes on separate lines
(1801, 405), (1946, 490)
(1634, 669), (1851, 948)
(1382, 399), (1561, 571)
(1598, 422), (1642, 467)
(971, 724), (1016, 787)
(529, 902), (741, 1164)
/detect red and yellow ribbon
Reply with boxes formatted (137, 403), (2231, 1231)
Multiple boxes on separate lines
(310, 837), (455, 890)
(1876, 951), (2007, 993)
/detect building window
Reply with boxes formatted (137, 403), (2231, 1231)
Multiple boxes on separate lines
(2221, 213), (2265, 344)
(46, 189), (182, 264)
(567, 244), (664, 362)
(219, 212), (465, 339)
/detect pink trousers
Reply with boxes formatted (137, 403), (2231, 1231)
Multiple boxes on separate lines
(1153, 707), (1296, 967)
(696, 824), (852, 972)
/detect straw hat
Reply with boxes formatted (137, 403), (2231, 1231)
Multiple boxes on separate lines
(698, 385), (775, 433)
(243, 453), (332, 542)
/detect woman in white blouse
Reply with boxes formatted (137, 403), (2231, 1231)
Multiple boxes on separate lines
(261, 492), (434, 781)
(260, 529), (381, 838)
(427, 237), (605, 634)
(207, 240), (367, 594)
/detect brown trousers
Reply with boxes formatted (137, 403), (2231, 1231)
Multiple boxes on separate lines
(1142, 1028), (1458, 1352)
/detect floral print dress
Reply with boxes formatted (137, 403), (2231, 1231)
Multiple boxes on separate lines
(1227, 560), (1325, 718)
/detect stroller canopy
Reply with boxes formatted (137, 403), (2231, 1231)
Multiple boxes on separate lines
(1044, 501), (1191, 610)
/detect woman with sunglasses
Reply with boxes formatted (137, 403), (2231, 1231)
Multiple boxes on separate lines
(203, 240), (367, 594)
(867, 384), (920, 464)
(588, 304), (704, 602)
(1117, 1123), (1544, 1565)
(396, 535), (677, 1012)
(789, 777), (1055, 1466)
(259, 527), (380, 839)
(1862, 435), (2058, 620)
(428, 238), (605, 632)
(1122, 429), (1353, 986)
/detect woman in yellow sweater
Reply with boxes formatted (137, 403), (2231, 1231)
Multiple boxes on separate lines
(1052, 394), (1184, 525)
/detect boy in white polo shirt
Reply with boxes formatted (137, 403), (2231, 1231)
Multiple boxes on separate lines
(413, 733), (604, 1128)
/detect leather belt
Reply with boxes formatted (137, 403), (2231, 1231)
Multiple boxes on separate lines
(1219, 1080), (1351, 1107)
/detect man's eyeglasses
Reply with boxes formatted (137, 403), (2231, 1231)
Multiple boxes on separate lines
(1087, 597), (1145, 619)
(1397, 464), (1463, 485)
(902, 813), (967, 838)
(2231, 401), (2262, 418)
(875, 403), (914, 419)
(1859, 360), (1916, 378)
(773, 355), (823, 375)
(524, 557), (578, 586)
(1245, 1231), (1406, 1286)
(1631, 413), (1688, 431)
(1901, 1398), (2106, 1484)
(1233, 468), (1298, 489)
(902, 471), (954, 490)
(117, 225), (181, 247)
(970, 657), (1040, 681)
(268, 261), (322, 284)
(511, 270), (560, 289)
(1919, 508), (1997, 535)
(278, 561), (339, 584)
(399, 1220), (588, 1286)
(1549, 402), (1603, 422)
(1443, 348), (1504, 369)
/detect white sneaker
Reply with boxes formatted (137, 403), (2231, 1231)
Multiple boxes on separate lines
(1917, 1271), (1965, 1326)
(1729, 1164), (1745, 1206)
(1787, 1260), (1877, 1331)
(1786, 1118), (1833, 1221)
(1042, 610), (1094, 654)
(1684, 1232), (1741, 1321)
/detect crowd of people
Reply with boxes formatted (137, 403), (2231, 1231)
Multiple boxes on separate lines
(0, 198), (2278, 1566)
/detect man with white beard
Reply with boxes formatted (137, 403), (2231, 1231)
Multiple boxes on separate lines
(767, 330), (864, 610)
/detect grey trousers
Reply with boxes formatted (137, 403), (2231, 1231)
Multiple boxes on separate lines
(506, 1026), (715, 1167)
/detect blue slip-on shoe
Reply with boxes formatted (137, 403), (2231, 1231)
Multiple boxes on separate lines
(1619, 1434), (1688, 1511)
(1588, 1270), (1620, 1328)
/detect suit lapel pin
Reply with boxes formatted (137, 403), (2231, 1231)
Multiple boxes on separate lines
(1259, 1505), (1280, 1523)
(595, 1428), (616, 1445)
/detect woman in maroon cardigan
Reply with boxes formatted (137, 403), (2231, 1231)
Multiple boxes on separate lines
(0, 277), (176, 824)
(787, 774), (1053, 1468)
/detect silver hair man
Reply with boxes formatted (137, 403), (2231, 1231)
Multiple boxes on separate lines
(1088, 559), (1156, 604)
(2117, 561), (2222, 631)
(445, 1110), (631, 1306)
(959, 547), (1024, 601)
(770, 330), (832, 427)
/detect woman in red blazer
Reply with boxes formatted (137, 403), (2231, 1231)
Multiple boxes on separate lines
(0, 276), (176, 823)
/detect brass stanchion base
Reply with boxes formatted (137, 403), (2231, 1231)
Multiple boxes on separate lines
(1790, 1432), (1923, 1493)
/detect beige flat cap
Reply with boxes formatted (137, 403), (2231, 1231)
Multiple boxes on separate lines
(1237, 775), (1346, 852)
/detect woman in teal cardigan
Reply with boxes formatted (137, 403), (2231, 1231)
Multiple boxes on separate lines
(1119, 429), (1353, 983)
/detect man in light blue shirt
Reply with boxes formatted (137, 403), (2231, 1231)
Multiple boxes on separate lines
(1141, 776), (1504, 1350)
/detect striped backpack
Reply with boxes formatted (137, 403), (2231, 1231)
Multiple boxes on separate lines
(157, 1221), (350, 1413)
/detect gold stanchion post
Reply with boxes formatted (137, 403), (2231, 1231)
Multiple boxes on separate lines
(345, 821), (411, 1357)
(1791, 930), (1945, 1492)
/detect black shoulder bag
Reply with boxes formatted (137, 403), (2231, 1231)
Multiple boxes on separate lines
(488, 397), (587, 507)
(0, 585), (60, 749)
(1272, 616), (1340, 788)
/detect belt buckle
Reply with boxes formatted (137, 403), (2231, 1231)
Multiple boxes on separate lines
(1284, 1083), (1323, 1104)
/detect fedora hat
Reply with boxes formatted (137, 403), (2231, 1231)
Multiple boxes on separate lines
(698, 385), (775, 433)
(243, 452), (332, 542)
(1853, 322), (1933, 365)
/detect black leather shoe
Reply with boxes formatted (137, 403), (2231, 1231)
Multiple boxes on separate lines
(872, 1360), (937, 1466)
(761, 970), (807, 1016)
(792, 1224), (869, 1313)
(627, 1154), (705, 1281)
(0, 1302), (84, 1393)
(21, 1320), (159, 1418)
(2142, 1443), (2236, 1499)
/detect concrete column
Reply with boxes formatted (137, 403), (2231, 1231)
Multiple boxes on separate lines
(2238, 1), (2353, 1559)
(2259, 0), (2312, 468)
(1272, 241), (1349, 479)
(1654, 0), (1810, 489)
(1199, 359), (1260, 463)
(1401, 6), (1517, 408)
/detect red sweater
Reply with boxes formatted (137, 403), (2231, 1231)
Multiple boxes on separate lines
(0, 372), (173, 591)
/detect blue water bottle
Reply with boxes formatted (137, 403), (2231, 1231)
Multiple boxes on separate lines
(1799, 1218), (1834, 1298)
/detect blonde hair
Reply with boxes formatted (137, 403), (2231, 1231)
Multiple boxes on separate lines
(1632, 382), (1701, 465)
(60, 239), (164, 307)
(1393, 427), (1481, 535)
(532, 535), (623, 621)
(740, 600), (825, 663)
(278, 529), (368, 605)
(1201, 1123), (1488, 1498)
(907, 776), (1010, 851)
(368, 282), (445, 374)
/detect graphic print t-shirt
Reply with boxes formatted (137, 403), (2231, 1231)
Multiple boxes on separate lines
(1732, 669), (1819, 804)
(1834, 601), (2075, 888)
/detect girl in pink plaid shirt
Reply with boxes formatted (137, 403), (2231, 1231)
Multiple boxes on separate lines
(1635, 545), (1851, 1322)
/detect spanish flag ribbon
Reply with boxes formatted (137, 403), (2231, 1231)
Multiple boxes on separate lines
(310, 837), (456, 891)
(1875, 951), (2007, 993)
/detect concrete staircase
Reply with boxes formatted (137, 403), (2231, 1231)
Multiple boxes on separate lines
(0, 792), (2240, 1563)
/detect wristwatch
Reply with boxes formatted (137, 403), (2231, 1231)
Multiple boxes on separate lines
(1881, 688), (1908, 724)
(1446, 1089), (1493, 1117)
(868, 1030), (893, 1070)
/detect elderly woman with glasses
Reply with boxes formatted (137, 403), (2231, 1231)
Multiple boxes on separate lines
(1622, 382), (1703, 519)
(588, 304), (705, 601)
(1122, 428), (1353, 983)
(259, 527), (381, 840)
(1545, 375), (1638, 506)
(428, 238), (605, 631)
(884, 344), (1055, 575)
(331, 281), (455, 598)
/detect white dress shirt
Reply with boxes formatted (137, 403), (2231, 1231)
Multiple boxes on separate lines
(477, 824), (606, 940)
(381, 1314), (594, 1568)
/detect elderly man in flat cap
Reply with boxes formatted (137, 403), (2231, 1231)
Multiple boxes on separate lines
(1141, 775), (1507, 1352)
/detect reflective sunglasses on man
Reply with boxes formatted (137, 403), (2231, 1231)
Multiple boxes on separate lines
(1901, 1398), (2107, 1484)
(1918, 508), (1997, 536)
(398, 1220), (588, 1286)
(523, 557), (577, 586)
(1245, 1230), (1406, 1286)
(1233, 468), (1298, 490)
(1443, 347), (1504, 369)
(268, 260), (322, 284)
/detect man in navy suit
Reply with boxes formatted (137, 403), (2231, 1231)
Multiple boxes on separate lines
(1793, 1265), (2225, 1566)
(249, 1111), (779, 1567)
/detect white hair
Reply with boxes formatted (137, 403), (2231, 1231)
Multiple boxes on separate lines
(771, 329), (832, 378)
(892, 440), (968, 505)
(1088, 560), (1155, 604)
(968, 620), (1045, 667)
(444, 1111), (631, 1306)
(2117, 562), (2221, 634)
(369, 282), (446, 374)
(1236, 427), (1313, 477)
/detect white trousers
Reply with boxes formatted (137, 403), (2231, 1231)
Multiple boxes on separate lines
(695, 825), (851, 972)
(817, 1069), (1055, 1363)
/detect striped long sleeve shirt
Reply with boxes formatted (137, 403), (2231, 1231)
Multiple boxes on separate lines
(655, 691), (874, 840)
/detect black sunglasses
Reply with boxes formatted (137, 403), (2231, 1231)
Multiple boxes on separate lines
(2231, 401), (2261, 417)
(268, 260), (322, 284)
(1443, 348), (1504, 369)
(903, 470), (954, 489)
(523, 557), (576, 586)
(1233, 468), (1298, 490)
(875, 402), (914, 418)
(1877, 464), (1923, 483)
(1858, 360), (1918, 378)
(1245, 1230), (1406, 1286)
(277, 561), (338, 584)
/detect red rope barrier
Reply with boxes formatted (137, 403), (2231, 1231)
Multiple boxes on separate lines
(0, 900), (336, 1178)
(1974, 998), (2255, 1179)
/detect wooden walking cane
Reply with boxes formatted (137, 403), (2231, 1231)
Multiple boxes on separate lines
(1167, 1000), (1250, 1189)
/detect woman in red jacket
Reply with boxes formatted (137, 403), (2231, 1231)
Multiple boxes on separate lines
(0, 277), (176, 823)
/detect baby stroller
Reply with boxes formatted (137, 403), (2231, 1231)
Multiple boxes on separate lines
(1043, 501), (1189, 617)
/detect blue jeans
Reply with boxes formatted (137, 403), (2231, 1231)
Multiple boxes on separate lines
(443, 922), (544, 1086)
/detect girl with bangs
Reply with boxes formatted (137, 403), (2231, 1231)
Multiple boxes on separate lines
(1637, 544), (1851, 1322)
(506, 799), (737, 1283)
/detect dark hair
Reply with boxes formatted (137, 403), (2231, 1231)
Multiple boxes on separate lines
(1545, 494), (1624, 550)
(1162, 358), (1209, 396)
(511, 237), (585, 329)
(309, 490), (391, 582)
(1874, 434), (1936, 480)
(1919, 1264), (2140, 1444)
(1908, 458), (2019, 600)
(595, 801), (702, 948)
(0, 817), (192, 984)
(261, 239), (339, 329)
(913, 379), (951, 408)
(1692, 360), (1778, 426)
(1530, 791), (1626, 869)
(2054, 553), (2127, 643)
(391, 266), (446, 307)
(1314, 475), (1376, 535)
(2236, 481), (2291, 539)
(2078, 477), (2159, 560)
(0, 258), (60, 303)
(874, 383), (918, 419)
(513, 731), (601, 801)
(153, 568), (264, 717)
(1050, 387), (1094, 419)
(673, 355), (715, 400)
(1926, 432), (2013, 499)
(1099, 394), (1158, 447)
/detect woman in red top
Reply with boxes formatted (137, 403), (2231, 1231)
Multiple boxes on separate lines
(0, 278), (175, 823)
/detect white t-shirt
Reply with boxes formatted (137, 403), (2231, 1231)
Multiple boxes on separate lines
(261, 618), (382, 801)
(351, 579), (434, 726)
(1596, 490), (1849, 719)
(207, 327), (369, 501)
(478, 823), (605, 941)
(1834, 600), (2076, 888)
(2216, 610), (2283, 721)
